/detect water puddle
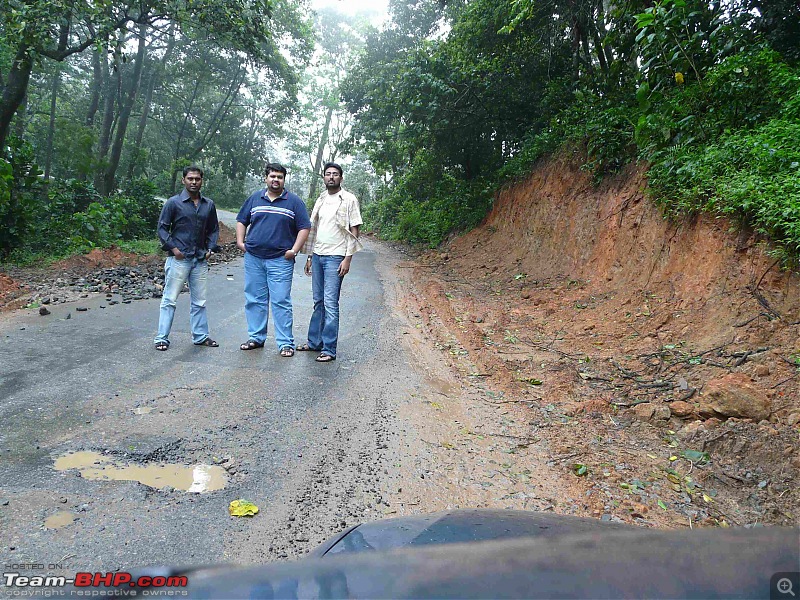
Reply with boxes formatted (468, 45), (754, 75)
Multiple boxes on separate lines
(45, 511), (76, 529)
(54, 451), (227, 493)
(133, 407), (154, 415)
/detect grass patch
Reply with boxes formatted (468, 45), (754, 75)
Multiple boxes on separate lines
(117, 239), (161, 255)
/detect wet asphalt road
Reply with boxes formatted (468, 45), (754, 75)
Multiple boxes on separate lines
(0, 241), (422, 575)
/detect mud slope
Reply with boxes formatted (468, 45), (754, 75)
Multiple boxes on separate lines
(406, 155), (799, 528)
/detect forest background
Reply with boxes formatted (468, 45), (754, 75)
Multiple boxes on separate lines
(0, 0), (798, 264)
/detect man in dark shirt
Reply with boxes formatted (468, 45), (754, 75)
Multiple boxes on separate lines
(154, 165), (220, 351)
(236, 163), (311, 356)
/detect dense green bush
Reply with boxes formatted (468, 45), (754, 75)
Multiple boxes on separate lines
(117, 178), (162, 239)
(4, 176), (162, 260)
(0, 138), (43, 259)
(648, 119), (800, 253)
(363, 151), (492, 247)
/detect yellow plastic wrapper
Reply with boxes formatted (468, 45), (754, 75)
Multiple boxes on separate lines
(229, 499), (259, 517)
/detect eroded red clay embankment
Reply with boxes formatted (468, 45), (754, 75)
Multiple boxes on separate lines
(397, 154), (799, 527)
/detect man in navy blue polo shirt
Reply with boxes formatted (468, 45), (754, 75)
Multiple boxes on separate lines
(236, 163), (311, 356)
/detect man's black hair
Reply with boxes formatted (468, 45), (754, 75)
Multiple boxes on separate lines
(323, 162), (343, 176)
(183, 165), (204, 177)
(264, 162), (287, 177)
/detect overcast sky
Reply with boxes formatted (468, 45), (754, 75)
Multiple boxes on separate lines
(310, 0), (389, 23)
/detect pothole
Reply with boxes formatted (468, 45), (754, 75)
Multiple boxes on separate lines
(54, 451), (228, 493)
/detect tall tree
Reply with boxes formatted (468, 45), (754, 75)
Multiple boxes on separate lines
(100, 24), (147, 195)
(0, 0), (312, 151)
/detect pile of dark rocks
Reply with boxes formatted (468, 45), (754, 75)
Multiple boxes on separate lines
(8, 241), (243, 308)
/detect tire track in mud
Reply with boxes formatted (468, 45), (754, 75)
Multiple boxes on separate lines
(225, 384), (398, 562)
(224, 262), (417, 563)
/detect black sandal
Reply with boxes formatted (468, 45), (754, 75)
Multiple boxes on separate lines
(195, 338), (219, 347)
(315, 353), (335, 362)
(240, 340), (265, 350)
(280, 347), (295, 357)
(155, 341), (169, 351)
(297, 344), (319, 351)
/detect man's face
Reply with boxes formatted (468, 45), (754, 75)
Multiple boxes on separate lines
(182, 171), (203, 194)
(266, 170), (285, 193)
(324, 168), (342, 190)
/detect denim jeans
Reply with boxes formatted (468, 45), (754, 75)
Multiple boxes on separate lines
(155, 256), (209, 346)
(307, 254), (345, 357)
(244, 252), (296, 350)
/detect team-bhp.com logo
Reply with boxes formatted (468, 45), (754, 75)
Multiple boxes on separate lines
(3, 572), (188, 595)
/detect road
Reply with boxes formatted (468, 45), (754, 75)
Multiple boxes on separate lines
(0, 242), (428, 573)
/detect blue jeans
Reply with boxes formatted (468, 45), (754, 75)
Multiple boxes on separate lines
(307, 254), (345, 357)
(155, 256), (209, 346)
(244, 252), (296, 350)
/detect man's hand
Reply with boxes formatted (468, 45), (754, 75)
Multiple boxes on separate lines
(304, 257), (312, 276)
(284, 249), (298, 261)
(172, 247), (185, 260)
(235, 222), (247, 253)
(338, 256), (352, 277)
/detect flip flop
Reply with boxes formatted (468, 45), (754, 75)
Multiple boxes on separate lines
(297, 344), (320, 351)
(280, 347), (295, 357)
(315, 353), (335, 362)
(155, 342), (169, 351)
(194, 338), (219, 347)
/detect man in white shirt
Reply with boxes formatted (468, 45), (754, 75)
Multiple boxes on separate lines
(298, 162), (363, 362)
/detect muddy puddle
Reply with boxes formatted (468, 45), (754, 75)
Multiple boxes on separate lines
(54, 451), (227, 492)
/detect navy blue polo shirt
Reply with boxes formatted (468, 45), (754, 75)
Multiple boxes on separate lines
(236, 188), (311, 259)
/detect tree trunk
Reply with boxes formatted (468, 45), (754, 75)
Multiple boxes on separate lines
(308, 104), (334, 200)
(127, 31), (175, 180)
(170, 65), (243, 192)
(95, 46), (119, 193)
(86, 47), (102, 126)
(0, 44), (33, 150)
(171, 79), (202, 194)
(13, 94), (27, 140)
(103, 24), (147, 195)
(44, 66), (62, 181)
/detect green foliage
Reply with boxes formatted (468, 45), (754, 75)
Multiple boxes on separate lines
(648, 119), (800, 251)
(3, 176), (161, 260)
(116, 239), (161, 254)
(557, 95), (637, 179)
(634, 47), (797, 156)
(118, 178), (161, 238)
(634, 0), (747, 90)
(0, 138), (42, 259)
(364, 150), (491, 247)
(201, 169), (252, 211)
